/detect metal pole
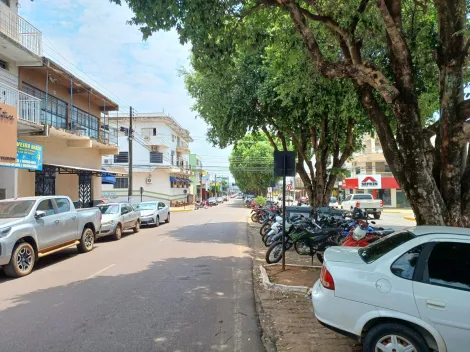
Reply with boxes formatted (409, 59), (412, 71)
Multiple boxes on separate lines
(128, 107), (133, 203)
(282, 154), (286, 271)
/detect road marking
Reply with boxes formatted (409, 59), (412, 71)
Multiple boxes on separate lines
(159, 236), (169, 242)
(85, 264), (115, 280)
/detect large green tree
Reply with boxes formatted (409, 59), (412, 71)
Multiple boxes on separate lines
(112, 0), (470, 226)
(229, 134), (276, 194)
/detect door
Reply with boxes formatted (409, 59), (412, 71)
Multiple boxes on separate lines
(121, 204), (132, 229)
(54, 197), (78, 242)
(35, 166), (56, 196)
(34, 199), (63, 250)
(158, 202), (168, 221)
(78, 174), (93, 208)
(413, 241), (470, 351)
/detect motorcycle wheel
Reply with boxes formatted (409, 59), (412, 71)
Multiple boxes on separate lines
(263, 233), (274, 247)
(251, 213), (259, 222)
(316, 241), (338, 264)
(265, 241), (284, 264)
(259, 222), (271, 237)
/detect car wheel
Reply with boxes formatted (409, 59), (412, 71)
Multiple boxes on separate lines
(363, 323), (428, 352)
(4, 242), (36, 278)
(112, 225), (122, 241)
(133, 220), (140, 233)
(165, 213), (170, 223)
(374, 213), (381, 220)
(77, 227), (94, 253)
(155, 216), (160, 227)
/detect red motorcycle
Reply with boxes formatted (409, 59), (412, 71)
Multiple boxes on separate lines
(342, 220), (384, 247)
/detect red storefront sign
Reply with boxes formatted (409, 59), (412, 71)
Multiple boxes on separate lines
(344, 177), (399, 189)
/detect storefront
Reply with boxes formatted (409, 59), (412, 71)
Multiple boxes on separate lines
(342, 174), (411, 208)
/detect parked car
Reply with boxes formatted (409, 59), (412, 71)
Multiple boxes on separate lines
(208, 197), (218, 206)
(341, 193), (383, 219)
(223, 196), (228, 201)
(328, 196), (339, 208)
(0, 196), (100, 278)
(312, 226), (470, 352)
(135, 201), (170, 227)
(217, 197), (224, 203)
(97, 202), (141, 241)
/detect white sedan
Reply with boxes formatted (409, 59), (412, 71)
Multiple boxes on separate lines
(328, 196), (339, 208)
(135, 201), (170, 227)
(312, 226), (470, 352)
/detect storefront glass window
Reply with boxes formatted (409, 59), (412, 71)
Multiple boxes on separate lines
(378, 189), (392, 206)
(396, 189), (411, 208)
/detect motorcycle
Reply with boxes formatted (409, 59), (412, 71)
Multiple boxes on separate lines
(341, 219), (395, 247)
(265, 218), (340, 264)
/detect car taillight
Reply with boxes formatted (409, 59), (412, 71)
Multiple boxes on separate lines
(355, 201), (360, 208)
(380, 200), (383, 207)
(320, 266), (335, 290)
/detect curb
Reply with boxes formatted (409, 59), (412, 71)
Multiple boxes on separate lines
(259, 264), (312, 294)
(382, 209), (414, 214)
(170, 208), (193, 213)
(403, 216), (416, 221)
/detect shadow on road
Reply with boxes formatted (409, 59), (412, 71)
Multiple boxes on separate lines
(166, 221), (249, 245)
(0, 255), (262, 352)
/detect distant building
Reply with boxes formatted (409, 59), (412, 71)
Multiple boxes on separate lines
(102, 112), (194, 205)
(189, 154), (206, 200)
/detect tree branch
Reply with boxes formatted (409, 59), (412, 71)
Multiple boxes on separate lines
(261, 126), (279, 151)
(458, 99), (470, 121)
(350, 0), (370, 34)
(339, 117), (355, 165)
(423, 120), (440, 139)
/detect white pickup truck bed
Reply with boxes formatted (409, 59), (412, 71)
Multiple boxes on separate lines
(341, 193), (383, 219)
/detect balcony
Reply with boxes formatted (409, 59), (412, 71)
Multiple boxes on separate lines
(0, 81), (41, 125)
(0, 2), (42, 63)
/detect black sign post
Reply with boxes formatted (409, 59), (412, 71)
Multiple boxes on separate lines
(140, 187), (144, 202)
(274, 151), (296, 271)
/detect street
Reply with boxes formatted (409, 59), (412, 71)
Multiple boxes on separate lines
(0, 203), (263, 352)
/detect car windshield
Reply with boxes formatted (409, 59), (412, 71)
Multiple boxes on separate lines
(136, 203), (157, 210)
(0, 200), (35, 218)
(330, 197), (337, 203)
(98, 205), (119, 214)
(359, 230), (416, 264)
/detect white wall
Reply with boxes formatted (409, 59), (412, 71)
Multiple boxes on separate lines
(0, 167), (17, 199)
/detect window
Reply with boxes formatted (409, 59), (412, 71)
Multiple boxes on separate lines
(23, 83), (68, 130)
(0, 59), (7, 70)
(71, 107), (99, 140)
(359, 231), (416, 264)
(375, 162), (385, 173)
(114, 152), (129, 163)
(114, 177), (129, 189)
(142, 128), (157, 137)
(55, 198), (70, 214)
(366, 162), (373, 173)
(171, 150), (175, 165)
(36, 200), (56, 217)
(353, 194), (373, 200)
(427, 242), (470, 292)
(172, 134), (175, 142)
(355, 167), (361, 175)
(150, 151), (163, 163)
(391, 245), (424, 280)
(98, 204), (119, 214)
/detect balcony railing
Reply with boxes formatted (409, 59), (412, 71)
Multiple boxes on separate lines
(0, 81), (41, 124)
(0, 2), (42, 56)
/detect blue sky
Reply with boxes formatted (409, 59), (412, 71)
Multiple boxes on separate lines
(19, 0), (232, 177)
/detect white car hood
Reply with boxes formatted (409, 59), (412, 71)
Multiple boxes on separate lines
(0, 218), (24, 228)
(324, 246), (364, 264)
(140, 210), (156, 217)
(102, 214), (117, 223)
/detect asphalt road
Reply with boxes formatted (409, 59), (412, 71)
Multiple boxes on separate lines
(0, 202), (263, 352)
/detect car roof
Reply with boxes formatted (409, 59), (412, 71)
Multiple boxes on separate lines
(0, 196), (66, 202)
(137, 201), (162, 204)
(409, 226), (470, 237)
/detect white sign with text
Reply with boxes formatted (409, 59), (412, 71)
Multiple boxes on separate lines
(358, 174), (382, 189)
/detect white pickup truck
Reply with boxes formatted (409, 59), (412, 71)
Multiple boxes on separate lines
(341, 193), (383, 219)
(0, 196), (101, 277)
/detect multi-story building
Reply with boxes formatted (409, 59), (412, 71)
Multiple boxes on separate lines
(102, 112), (194, 205)
(189, 154), (206, 200)
(0, 2), (120, 206)
(342, 135), (410, 208)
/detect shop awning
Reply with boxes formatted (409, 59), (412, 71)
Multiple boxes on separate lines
(170, 176), (177, 182)
(36, 163), (128, 176)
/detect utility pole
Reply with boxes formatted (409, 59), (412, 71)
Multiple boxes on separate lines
(128, 106), (133, 202)
(214, 174), (217, 197)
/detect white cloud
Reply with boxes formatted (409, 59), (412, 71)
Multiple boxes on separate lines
(19, 0), (232, 175)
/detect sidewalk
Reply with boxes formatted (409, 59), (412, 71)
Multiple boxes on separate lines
(382, 208), (414, 214)
(170, 205), (194, 213)
(248, 221), (360, 352)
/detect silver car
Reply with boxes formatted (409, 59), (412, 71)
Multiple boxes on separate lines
(97, 203), (141, 240)
(135, 201), (170, 227)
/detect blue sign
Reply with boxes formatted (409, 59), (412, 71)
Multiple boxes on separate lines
(0, 140), (43, 171)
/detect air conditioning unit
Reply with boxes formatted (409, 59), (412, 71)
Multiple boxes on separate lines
(144, 136), (151, 142)
(146, 177), (152, 184)
(104, 159), (111, 164)
(151, 145), (159, 152)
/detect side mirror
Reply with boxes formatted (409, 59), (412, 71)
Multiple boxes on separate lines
(371, 221), (376, 225)
(35, 210), (46, 219)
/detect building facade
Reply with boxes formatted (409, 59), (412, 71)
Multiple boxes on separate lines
(342, 135), (410, 208)
(102, 113), (194, 205)
(189, 154), (206, 200)
(0, 2), (120, 206)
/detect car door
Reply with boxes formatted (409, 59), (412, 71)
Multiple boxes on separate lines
(129, 204), (139, 226)
(53, 197), (78, 242)
(34, 199), (64, 250)
(120, 204), (131, 229)
(413, 240), (470, 351)
(159, 202), (168, 221)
